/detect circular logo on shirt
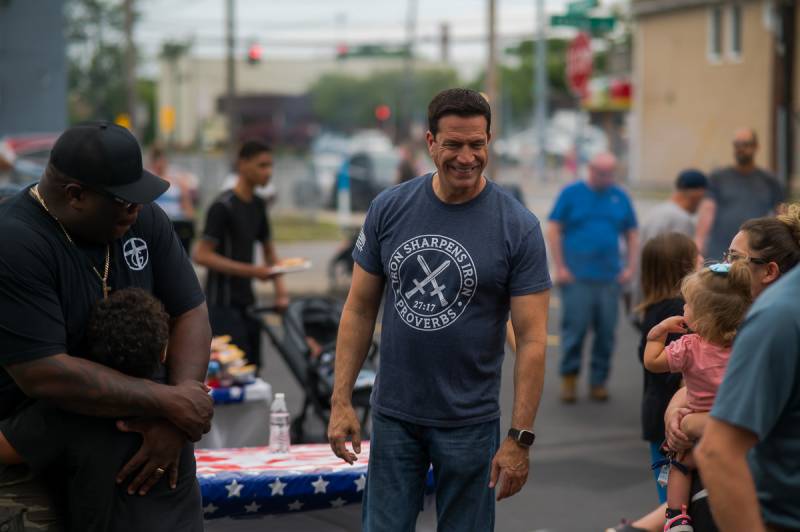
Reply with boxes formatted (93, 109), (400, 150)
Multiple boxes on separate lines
(123, 237), (149, 271)
(388, 234), (477, 331)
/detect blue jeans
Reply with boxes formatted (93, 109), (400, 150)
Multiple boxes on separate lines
(362, 411), (500, 532)
(559, 281), (620, 386)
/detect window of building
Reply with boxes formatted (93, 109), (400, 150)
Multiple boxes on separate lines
(708, 5), (723, 62)
(729, 4), (743, 58)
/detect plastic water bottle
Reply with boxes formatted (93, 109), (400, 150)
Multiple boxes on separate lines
(269, 393), (291, 454)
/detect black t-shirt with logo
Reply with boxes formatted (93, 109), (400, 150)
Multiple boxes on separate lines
(201, 189), (271, 308)
(0, 186), (206, 528)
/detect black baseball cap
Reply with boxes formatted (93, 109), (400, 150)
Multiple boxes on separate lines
(49, 121), (168, 204)
(675, 169), (709, 190)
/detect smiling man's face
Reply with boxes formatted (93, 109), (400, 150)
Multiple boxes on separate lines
(426, 114), (490, 196)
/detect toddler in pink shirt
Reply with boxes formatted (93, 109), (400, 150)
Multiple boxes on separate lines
(644, 261), (753, 532)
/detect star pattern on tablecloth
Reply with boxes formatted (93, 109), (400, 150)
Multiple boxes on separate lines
(203, 503), (218, 516)
(225, 479), (244, 498)
(354, 474), (366, 492)
(311, 476), (329, 494)
(269, 477), (287, 496)
(330, 497), (347, 508)
(288, 500), (304, 511)
(244, 501), (261, 513)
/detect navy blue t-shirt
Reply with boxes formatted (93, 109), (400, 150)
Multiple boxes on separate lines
(353, 174), (551, 427)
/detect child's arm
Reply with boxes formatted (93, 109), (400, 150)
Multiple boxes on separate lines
(0, 431), (24, 465)
(680, 412), (709, 440)
(644, 316), (688, 373)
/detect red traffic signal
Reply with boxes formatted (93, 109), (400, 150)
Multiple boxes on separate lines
(247, 43), (263, 65)
(375, 104), (391, 122)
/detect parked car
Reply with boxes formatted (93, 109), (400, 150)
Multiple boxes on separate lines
(0, 133), (58, 200)
(329, 150), (401, 212)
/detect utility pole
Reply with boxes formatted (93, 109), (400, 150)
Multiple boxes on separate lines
(398, 0), (418, 143)
(486, 0), (500, 179)
(534, 0), (548, 181)
(440, 22), (450, 63)
(123, 0), (137, 134)
(225, 0), (238, 162)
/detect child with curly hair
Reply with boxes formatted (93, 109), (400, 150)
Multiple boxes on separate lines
(644, 261), (752, 532)
(0, 288), (203, 532)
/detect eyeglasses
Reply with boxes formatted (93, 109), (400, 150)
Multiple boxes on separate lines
(62, 182), (136, 209)
(95, 188), (135, 209)
(722, 250), (768, 265)
(733, 141), (755, 148)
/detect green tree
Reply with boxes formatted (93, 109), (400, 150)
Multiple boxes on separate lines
(310, 68), (460, 132)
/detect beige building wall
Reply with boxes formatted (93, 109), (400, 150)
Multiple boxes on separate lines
(634, 1), (773, 186)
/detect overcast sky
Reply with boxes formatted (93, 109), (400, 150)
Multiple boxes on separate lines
(136, 0), (626, 78)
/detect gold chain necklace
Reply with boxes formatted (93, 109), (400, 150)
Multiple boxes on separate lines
(30, 185), (111, 299)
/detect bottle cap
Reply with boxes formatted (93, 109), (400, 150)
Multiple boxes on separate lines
(271, 392), (287, 412)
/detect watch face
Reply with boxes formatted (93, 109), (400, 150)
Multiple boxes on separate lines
(518, 430), (535, 446)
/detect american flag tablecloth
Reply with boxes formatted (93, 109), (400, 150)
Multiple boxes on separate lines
(199, 442), (421, 519)
(198, 443), (435, 519)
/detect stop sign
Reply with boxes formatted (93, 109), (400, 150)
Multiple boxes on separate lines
(566, 32), (592, 98)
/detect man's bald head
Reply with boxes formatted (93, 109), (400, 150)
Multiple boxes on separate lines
(732, 127), (758, 168)
(588, 152), (617, 189)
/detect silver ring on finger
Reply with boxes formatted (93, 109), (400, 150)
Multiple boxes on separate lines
(155, 467), (166, 475)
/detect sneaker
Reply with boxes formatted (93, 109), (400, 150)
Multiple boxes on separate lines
(590, 384), (609, 402)
(560, 374), (577, 403)
(664, 506), (693, 532)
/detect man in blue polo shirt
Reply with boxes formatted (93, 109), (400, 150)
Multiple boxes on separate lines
(548, 153), (638, 403)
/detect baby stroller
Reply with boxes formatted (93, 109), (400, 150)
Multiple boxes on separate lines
(248, 296), (378, 443)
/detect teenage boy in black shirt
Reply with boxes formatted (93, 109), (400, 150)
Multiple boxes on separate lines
(0, 289), (202, 532)
(0, 122), (213, 530)
(193, 140), (289, 369)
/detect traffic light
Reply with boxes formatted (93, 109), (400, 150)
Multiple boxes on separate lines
(247, 43), (263, 65)
(375, 104), (391, 122)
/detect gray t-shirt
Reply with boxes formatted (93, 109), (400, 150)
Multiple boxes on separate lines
(706, 166), (783, 261)
(711, 265), (800, 530)
(639, 200), (695, 245)
(354, 174), (551, 427)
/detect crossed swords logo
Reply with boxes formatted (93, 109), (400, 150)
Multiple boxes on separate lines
(404, 255), (451, 306)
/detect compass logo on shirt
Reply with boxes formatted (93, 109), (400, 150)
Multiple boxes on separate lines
(123, 237), (149, 271)
(389, 234), (477, 331)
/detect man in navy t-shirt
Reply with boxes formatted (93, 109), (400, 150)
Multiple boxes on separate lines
(548, 153), (638, 403)
(327, 88), (551, 531)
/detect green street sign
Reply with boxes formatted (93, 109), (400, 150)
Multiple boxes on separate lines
(589, 16), (616, 33)
(567, 0), (598, 14)
(550, 14), (616, 33)
(551, 14), (589, 27)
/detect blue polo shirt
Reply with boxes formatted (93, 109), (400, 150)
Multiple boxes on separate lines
(548, 180), (637, 282)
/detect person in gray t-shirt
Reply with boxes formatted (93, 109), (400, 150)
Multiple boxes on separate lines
(696, 128), (784, 262)
(639, 169), (708, 246)
(632, 170), (708, 314)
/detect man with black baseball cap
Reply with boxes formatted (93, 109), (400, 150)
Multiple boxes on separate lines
(0, 122), (212, 530)
(50, 121), (169, 205)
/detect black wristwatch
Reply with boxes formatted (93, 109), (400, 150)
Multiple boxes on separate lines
(508, 428), (536, 448)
